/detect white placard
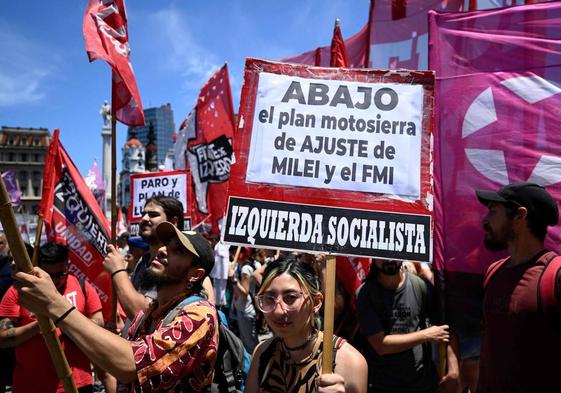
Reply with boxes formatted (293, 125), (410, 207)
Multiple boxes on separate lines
(130, 172), (188, 220)
(246, 72), (424, 198)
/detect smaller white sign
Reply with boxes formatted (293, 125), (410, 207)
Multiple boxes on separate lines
(130, 172), (188, 221)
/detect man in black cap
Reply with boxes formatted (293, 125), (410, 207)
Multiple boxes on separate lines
(475, 182), (561, 393)
(12, 222), (219, 392)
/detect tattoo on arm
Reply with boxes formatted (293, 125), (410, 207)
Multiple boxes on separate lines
(0, 318), (14, 331)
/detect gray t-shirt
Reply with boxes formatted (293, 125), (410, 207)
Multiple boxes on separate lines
(356, 272), (436, 392)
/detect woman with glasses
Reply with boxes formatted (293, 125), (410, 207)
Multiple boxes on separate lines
(245, 256), (368, 393)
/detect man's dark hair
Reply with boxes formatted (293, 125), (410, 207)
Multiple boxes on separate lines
(145, 195), (184, 230)
(38, 243), (69, 266)
(503, 202), (549, 241)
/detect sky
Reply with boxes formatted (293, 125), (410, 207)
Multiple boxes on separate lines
(0, 0), (370, 177)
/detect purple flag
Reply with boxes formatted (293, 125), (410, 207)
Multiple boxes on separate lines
(84, 159), (106, 211)
(1, 169), (22, 206)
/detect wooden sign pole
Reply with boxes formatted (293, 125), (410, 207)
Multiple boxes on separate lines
(321, 254), (337, 374)
(0, 177), (78, 393)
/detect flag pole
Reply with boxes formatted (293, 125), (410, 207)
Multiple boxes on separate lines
(111, 71), (119, 326)
(32, 215), (44, 266)
(322, 254), (337, 374)
(322, 18), (344, 373)
(0, 178), (78, 393)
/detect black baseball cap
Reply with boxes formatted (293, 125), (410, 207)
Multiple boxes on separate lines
(476, 182), (559, 226)
(155, 221), (215, 276)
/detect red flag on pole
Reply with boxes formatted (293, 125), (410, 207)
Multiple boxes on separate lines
(181, 64), (235, 235)
(39, 129), (115, 320)
(330, 20), (350, 68)
(282, 23), (368, 67)
(83, 0), (145, 126)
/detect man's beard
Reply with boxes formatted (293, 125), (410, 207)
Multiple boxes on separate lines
(483, 223), (512, 251)
(143, 266), (183, 288)
(380, 261), (401, 276)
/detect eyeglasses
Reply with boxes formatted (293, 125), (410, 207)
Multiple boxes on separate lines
(47, 271), (68, 279)
(256, 291), (306, 313)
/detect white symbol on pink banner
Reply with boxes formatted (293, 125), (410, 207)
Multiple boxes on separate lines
(462, 73), (561, 186)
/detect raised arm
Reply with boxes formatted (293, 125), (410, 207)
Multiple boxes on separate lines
(104, 245), (151, 319)
(14, 268), (137, 383)
(366, 324), (449, 355)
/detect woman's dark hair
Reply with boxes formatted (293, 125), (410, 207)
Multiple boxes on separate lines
(145, 195), (184, 230)
(259, 255), (320, 296)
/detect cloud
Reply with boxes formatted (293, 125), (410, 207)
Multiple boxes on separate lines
(150, 6), (220, 91)
(0, 24), (55, 106)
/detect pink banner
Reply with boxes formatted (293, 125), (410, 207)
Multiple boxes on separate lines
(430, 2), (561, 277)
(369, 0), (465, 70)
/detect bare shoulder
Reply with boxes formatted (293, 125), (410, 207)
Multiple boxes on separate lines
(253, 336), (276, 359)
(335, 342), (368, 393)
(246, 337), (277, 393)
(336, 341), (367, 369)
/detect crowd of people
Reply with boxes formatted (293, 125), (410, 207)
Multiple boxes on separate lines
(0, 182), (559, 393)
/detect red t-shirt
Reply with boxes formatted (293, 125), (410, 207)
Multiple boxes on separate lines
(0, 274), (102, 393)
(478, 255), (561, 393)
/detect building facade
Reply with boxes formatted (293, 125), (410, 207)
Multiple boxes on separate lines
(118, 129), (146, 209)
(0, 126), (51, 216)
(127, 103), (175, 167)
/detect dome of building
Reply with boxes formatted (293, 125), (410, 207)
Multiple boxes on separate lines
(126, 138), (142, 148)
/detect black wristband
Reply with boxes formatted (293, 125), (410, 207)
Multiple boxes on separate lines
(111, 269), (128, 279)
(54, 306), (75, 326)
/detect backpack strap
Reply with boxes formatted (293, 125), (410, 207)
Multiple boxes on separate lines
(483, 257), (510, 289)
(78, 275), (87, 301)
(536, 252), (561, 315)
(162, 295), (204, 326)
(130, 295), (203, 339)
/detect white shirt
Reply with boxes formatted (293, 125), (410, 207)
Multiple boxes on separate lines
(210, 241), (230, 280)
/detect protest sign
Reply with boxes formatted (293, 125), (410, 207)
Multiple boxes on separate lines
(128, 170), (191, 230)
(224, 59), (435, 262)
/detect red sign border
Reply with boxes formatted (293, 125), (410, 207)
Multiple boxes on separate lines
(229, 58), (435, 217)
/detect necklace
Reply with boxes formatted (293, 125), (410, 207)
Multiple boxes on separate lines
(283, 330), (318, 351)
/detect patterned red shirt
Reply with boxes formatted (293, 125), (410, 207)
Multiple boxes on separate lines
(119, 295), (219, 392)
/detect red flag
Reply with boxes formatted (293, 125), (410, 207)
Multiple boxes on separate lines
(39, 129), (115, 320)
(116, 208), (127, 235)
(335, 256), (370, 309)
(83, 0), (145, 126)
(330, 21), (350, 68)
(182, 64), (235, 235)
(429, 0), (561, 338)
(282, 24), (368, 68)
